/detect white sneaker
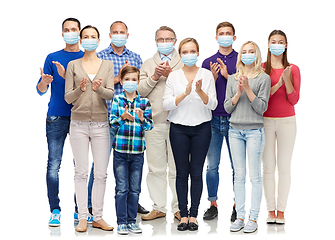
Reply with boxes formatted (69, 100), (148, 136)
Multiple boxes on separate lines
(230, 219), (244, 232)
(244, 220), (258, 233)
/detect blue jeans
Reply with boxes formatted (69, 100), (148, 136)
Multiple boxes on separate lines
(169, 122), (211, 218)
(113, 150), (144, 225)
(229, 127), (265, 221)
(46, 115), (70, 212)
(206, 116), (233, 201)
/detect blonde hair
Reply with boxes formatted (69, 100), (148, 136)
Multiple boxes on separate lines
(178, 38), (199, 54)
(235, 41), (263, 80)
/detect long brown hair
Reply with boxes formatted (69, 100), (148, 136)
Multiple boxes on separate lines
(264, 30), (290, 75)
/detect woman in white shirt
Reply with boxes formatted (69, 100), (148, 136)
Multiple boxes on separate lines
(163, 38), (217, 231)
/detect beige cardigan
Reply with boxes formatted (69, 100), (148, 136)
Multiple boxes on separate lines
(65, 59), (114, 122)
(138, 49), (183, 124)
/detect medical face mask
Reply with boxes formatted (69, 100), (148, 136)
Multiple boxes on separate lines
(123, 81), (138, 93)
(181, 54), (198, 67)
(81, 39), (99, 51)
(157, 42), (174, 55)
(111, 34), (127, 47)
(63, 32), (80, 44)
(241, 54), (256, 65)
(269, 44), (286, 56)
(217, 36), (234, 47)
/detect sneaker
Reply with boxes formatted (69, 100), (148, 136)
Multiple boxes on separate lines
(230, 219), (244, 232)
(127, 223), (142, 233)
(117, 224), (129, 235)
(244, 221), (258, 233)
(49, 209), (61, 227)
(203, 205), (218, 220)
(74, 212), (93, 224)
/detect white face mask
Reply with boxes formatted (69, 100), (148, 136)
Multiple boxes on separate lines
(63, 32), (80, 44)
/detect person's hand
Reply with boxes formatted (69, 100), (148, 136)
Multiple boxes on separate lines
(40, 68), (53, 85)
(121, 105), (135, 121)
(195, 79), (203, 93)
(239, 75), (250, 91)
(185, 80), (193, 95)
(52, 61), (65, 79)
(92, 78), (102, 91)
(210, 62), (220, 80)
(161, 61), (172, 77)
(217, 58), (229, 79)
(152, 62), (165, 81)
(80, 77), (89, 92)
(135, 108), (144, 122)
(281, 65), (292, 84)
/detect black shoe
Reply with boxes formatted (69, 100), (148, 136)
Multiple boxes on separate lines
(203, 205), (218, 220)
(137, 204), (149, 214)
(188, 221), (198, 231)
(230, 206), (237, 223)
(177, 222), (188, 231)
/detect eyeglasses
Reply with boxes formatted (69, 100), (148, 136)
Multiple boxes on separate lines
(156, 38), (175, 43)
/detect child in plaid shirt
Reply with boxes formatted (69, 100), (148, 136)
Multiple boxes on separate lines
(110, 66), (153, 234)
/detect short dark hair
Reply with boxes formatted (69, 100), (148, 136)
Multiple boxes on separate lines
(216, 21), (235, 35)
(62, 18), (81, 31)
(110, 21), (128, 33)
(120, 66), (140, 81)
(80, 25), (100, 39)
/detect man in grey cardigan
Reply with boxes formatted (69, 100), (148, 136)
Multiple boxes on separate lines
(138, 26), (183, 221)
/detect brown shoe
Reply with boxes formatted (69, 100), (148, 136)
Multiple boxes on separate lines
(92, 219), (114, 231)
(174, 211), (181, 221)
(76, 219), (87, 232)
(141, 209), (166, 221)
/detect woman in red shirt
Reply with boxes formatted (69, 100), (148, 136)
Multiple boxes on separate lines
(262, 30), (301, 224)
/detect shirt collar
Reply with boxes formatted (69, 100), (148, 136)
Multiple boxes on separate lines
(120, 91), (141, 102)
(217, 49), (237, 58)
(108, 44), (130, 56)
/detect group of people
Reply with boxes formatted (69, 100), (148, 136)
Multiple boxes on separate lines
(37, 18), (301, 235)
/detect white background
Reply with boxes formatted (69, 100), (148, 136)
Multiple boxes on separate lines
(1, 0), (333, 239)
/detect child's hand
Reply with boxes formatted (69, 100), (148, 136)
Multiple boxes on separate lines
(135, 108), (144, 122)
(121, 105), (135, 121)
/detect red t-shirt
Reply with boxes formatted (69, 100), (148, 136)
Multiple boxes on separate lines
(261, 63), (301, 118)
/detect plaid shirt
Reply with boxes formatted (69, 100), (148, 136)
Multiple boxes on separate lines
(110, 92), (153, 154)
(97, 45), (143, 116)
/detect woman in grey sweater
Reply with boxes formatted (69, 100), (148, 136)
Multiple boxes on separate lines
(224, 41), (270, 233)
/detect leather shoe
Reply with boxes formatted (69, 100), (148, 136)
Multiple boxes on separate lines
(137, 204), (149, 214)
(76, 219), (87, 232)
(177, 222), (188, 231)
(188, 221), (198, 231)
(141, 210), (166, 220)
(174, 211), (181, 221)
(92, 219), (114, 231)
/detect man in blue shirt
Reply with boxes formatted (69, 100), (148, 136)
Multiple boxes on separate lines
(37, 18), (84, 227)
(95, 21), (148, 214)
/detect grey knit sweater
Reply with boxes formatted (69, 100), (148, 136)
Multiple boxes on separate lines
(224, 73), (271, 130)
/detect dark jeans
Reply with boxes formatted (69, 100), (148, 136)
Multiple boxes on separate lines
(169, 121), (211, 218)
(113, 150), (144, 224)
(46, 115), (70, 212)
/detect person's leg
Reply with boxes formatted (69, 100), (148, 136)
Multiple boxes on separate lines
(246, 128), (265, 222)
(228, 127), (247, 221)
(46, 116), (70, 213)
(189, 122), (211, 219)
(90, 121), (110, 221)
(127, 153), (144, 224)
(169, 123), (191, 219)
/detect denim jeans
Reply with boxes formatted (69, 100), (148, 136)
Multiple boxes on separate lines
(113, 150), (144, 225)
(169, 122), (211, 218)
(46, 115), (70, 212)
(206, 116), (233, 201)
(229, 127), (265, 221)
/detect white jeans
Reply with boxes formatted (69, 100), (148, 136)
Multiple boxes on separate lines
(263, 116), (296, 212)
(145, 123), (179, 214)
(70, 120), (110, 221)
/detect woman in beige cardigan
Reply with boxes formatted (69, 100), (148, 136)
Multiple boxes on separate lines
(65, 25), (114, 232)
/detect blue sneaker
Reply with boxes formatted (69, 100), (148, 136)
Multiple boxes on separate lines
(49, 209), (61, 227)
(117, 224), (129, 235)
(127, 223), (142, 233)
(74, 212), (93, 224)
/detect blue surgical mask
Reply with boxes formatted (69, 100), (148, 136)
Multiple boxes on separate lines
(241, 54), (256, 65)
(157, 42), (174, 55)
(123, 81), (138, 93)
(269, 44), (286, 56)
(63, 32), (80, 44)
(181, 54), (198, 67)
(81, 39), (99, 51)
(111, 34), (127, 47)
(217, 36), (234, 47)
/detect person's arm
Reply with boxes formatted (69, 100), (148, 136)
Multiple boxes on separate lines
(138, 60), (159, 97)
(286, 64), (301, 105)
(93, 61), (115, 100)
(224, 75), (239, 113)
(64, 61), (85, 104)
(249, 74), (271, 115)
(135, 99), (154, 131)
(37, 55), (53, 95)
